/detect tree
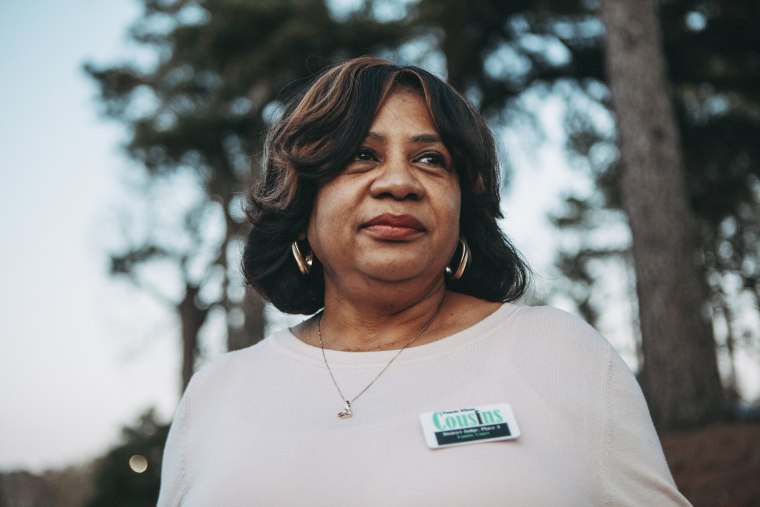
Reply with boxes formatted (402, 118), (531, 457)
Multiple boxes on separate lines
(551, 0), (760, 419)
(599, 0), (725, 428)
(87, 0), (408, 391)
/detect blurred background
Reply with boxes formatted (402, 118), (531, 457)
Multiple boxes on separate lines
(1, 0), (758, 505)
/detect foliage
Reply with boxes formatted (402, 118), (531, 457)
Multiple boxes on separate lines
(85, 410), (169, 507)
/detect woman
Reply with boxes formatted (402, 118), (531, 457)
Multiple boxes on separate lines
(158, 57), (690, 506)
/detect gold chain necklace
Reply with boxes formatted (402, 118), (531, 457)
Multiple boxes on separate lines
(317, 303), (442, 419)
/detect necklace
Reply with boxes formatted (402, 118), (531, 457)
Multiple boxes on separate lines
(317, 302), (442, 419)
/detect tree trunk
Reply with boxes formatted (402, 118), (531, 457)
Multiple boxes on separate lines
(716, 292), (739, 406)
(214, 183), (267, 352)
(227, 289), (266, 351)
(600, 0), (726, 430)
(178, 283), (209, 392)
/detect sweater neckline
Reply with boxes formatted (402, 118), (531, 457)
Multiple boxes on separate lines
(268, 302), (521, 368)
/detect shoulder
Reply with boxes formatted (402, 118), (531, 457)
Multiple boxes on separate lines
(477, 304), (626, 398)
(511, 304), (602, 335)
(496, 304), (612, 357)
(184, 331), (284, 401)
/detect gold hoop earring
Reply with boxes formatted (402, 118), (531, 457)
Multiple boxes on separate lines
(445, 238), (470, 280)
(291, 241), (313, 275)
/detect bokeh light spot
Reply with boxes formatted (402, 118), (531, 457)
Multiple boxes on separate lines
(129, 454), (149, 473)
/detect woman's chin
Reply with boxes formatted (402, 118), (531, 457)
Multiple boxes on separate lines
(356, 261), (442, 285)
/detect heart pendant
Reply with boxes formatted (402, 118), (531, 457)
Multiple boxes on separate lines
(337, 401), (353, 419)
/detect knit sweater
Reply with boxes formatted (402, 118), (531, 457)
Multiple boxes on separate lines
(157, 304), (691, 506)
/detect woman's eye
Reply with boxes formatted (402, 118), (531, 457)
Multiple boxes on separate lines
(416, 151), (446, 167)
(353, 148), (376, 161)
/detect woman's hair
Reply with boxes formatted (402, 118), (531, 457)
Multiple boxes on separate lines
(243, 56), (529, 314)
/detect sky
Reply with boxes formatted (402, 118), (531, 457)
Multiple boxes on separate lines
(1, 0), (756, 474)
(0, 0), (182, 471)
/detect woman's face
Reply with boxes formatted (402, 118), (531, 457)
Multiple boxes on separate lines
(307, 90), (461, 288)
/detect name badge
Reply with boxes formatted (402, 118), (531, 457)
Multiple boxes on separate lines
(419, 403), (520, 449)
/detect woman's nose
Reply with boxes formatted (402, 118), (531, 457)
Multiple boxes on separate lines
(369, 156), (424, 201)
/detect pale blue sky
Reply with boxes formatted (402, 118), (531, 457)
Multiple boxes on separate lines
(0, 0), (181, 471)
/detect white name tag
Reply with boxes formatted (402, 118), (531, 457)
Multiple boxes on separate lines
(419, 403), (520, 449)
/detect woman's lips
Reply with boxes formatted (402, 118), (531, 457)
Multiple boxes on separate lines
(361, 214), (426, 240)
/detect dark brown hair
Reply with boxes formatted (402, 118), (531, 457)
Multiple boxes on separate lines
(243, 56), (529, 314)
